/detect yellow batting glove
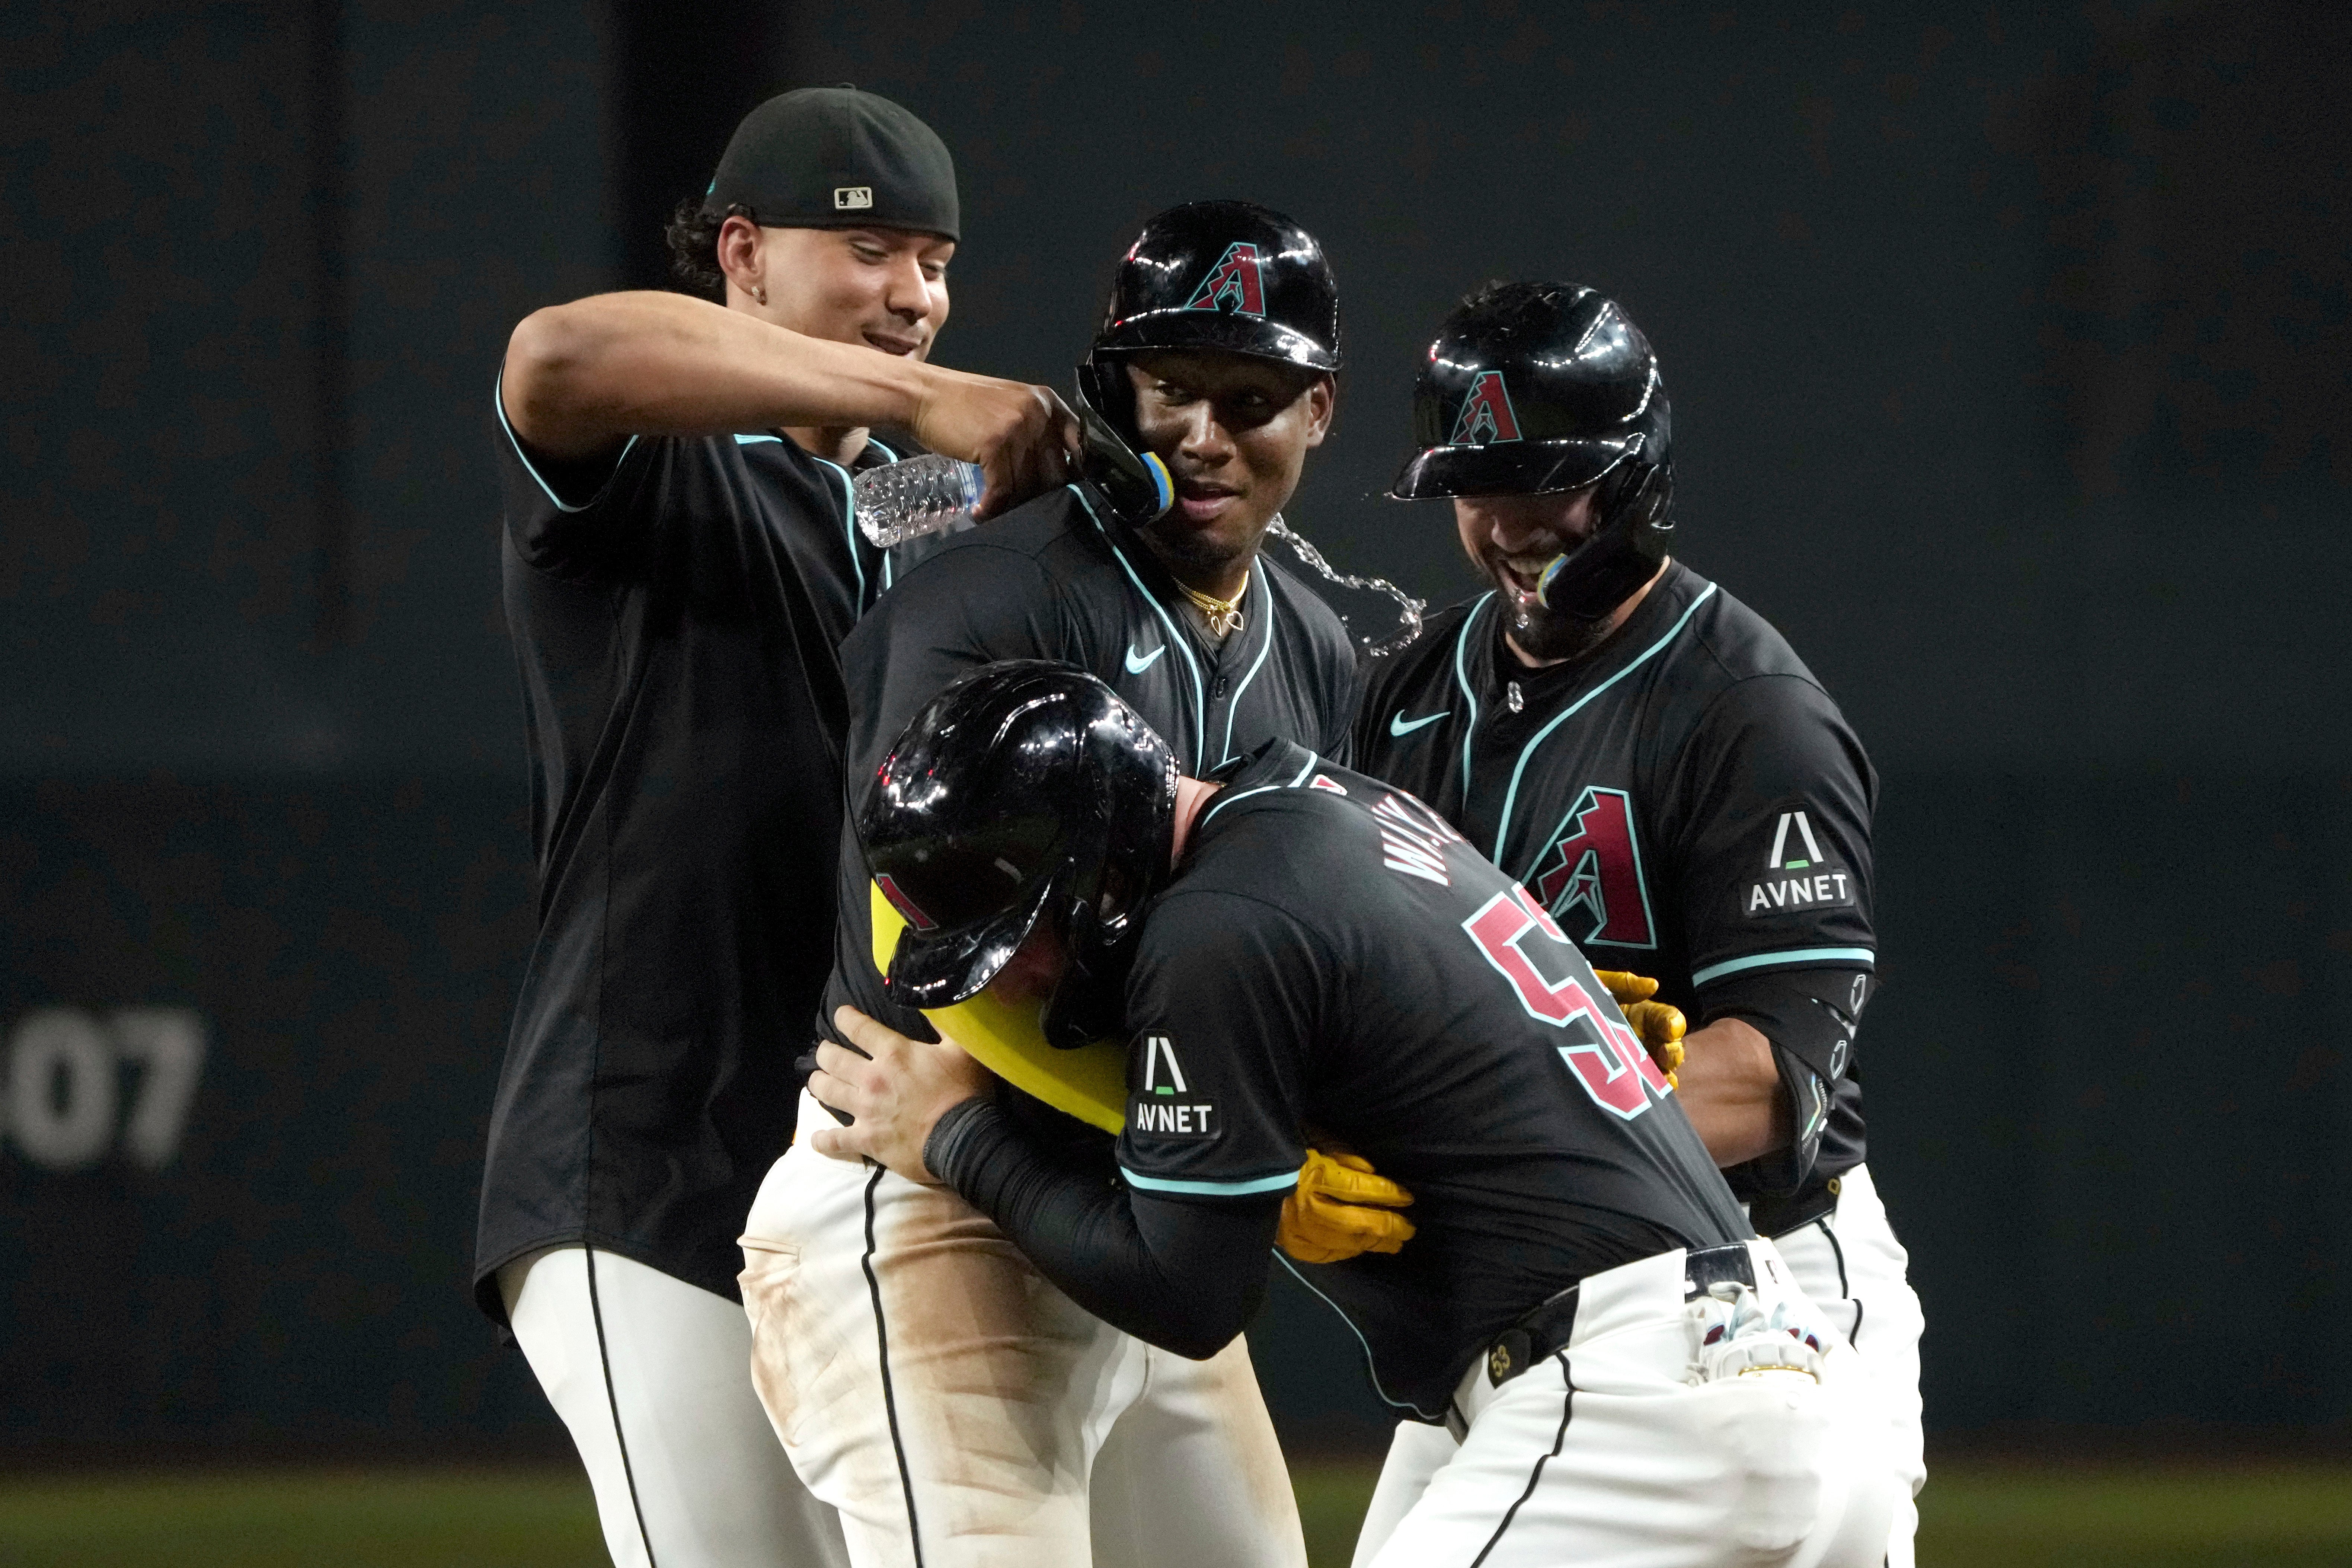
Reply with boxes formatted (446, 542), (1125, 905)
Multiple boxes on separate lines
(1593, 969), (1658, 1005)
(1279, 1149), (1416, 1264)
(1594, 970), (1686, 1088)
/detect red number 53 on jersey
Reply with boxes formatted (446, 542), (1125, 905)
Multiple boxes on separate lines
(1462, 885), (1674, 1121)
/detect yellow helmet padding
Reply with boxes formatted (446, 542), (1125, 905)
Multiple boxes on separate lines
(868, 882), (1128, 1134)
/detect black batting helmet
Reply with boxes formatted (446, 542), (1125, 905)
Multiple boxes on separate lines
(860, 662), (1179, 1044)
(1391, 282), (1674, 620)
(1076, 200), (1342, 444)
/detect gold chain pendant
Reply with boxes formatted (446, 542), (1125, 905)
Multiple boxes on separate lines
(1178, 581), (1246, 638)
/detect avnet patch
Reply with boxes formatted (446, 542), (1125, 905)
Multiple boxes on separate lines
(1127, 1098), (1217, 1139)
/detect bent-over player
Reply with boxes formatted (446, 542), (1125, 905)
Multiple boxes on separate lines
(815, 662), (1901, 1568)
(737, 200), (1358, 1568)
(478, 88), (1075, 1568)
(1354, 281), (1926, 1564)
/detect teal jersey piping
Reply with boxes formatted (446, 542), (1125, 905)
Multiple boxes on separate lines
(1201, 749), (1320, 826)
(1451, 594), (1493, 794)
(867, 439), (899, 593)
(1690, 946), (1877, 987)
(1216, 559), (1277, 766)
(1271, 1253), (1422, 1415)
(494, 374), (638, 514)
(1493, 582), (1720, 867)
(807, 454), (866, 608)
(731, 432), (782, 444)
(1073, 485), (1205, 760)
(1120, 1166), (1300, 1197)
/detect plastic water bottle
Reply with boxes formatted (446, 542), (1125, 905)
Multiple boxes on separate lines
(853, 454), (985, 548)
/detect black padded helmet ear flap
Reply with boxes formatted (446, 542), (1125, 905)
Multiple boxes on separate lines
(860, 661), (1180, 1010)
(1070, 367), (1176, 524)
(1537, 456), (1675, 621)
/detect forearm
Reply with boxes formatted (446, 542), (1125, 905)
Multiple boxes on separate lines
(502, 290), (931, 458)
(1675, 1015), (1790, 1168)
(925, 1098), (1275, 1359)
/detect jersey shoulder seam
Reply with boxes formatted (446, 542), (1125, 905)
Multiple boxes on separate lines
(1658, 670), (1840, 785)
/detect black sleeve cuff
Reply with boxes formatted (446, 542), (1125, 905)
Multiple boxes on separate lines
(1696, 966), (1873, 1086)
(923, 1095), (1000, 1192)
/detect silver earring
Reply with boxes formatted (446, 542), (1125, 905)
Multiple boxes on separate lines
(754, 285), (767, 304)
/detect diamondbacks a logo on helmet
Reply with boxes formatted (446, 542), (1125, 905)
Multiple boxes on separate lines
(1182, 242), (1268, 316)
(1449, 370), (1522, 446)
(1531, 786), (1656, 948)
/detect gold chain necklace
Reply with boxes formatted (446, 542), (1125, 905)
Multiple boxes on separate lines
(1176, 576), (1249, 638)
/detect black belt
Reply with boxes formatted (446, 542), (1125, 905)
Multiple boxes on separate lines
(1744, 1168), (1847, 1239)
(1482, 1242), (1758, 1389)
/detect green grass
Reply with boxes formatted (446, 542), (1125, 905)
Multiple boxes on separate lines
(0, 1460), (2348, 1567)
(1915, 1462), (2352, 1568)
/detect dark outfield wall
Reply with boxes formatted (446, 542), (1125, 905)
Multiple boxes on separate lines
(3, 1), (2348, 1453)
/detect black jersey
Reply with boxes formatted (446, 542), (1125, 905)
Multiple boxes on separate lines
(475, 381), (916, 1319)
(1115, 741), (1748, 1417)
(1352, 563), (1879, 1217)
(822, 484), (1357, 1044)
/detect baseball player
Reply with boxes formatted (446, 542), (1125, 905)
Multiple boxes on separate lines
(1351, 282), (1927, 1564)
(736, 201), (1361, 1568)
(809, 661), (1902, 1567)
(477, 88), (1077, 1568)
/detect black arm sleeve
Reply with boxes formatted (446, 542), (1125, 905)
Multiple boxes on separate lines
(1699, 965), (1875, 1192)
(926, 1097), (1281, 1360)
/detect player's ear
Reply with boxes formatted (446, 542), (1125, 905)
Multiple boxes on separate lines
(1301, 374), (1336, 447)
(716, 214), (766, 304)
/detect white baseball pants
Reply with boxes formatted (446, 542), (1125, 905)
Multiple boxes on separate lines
(1770, 1164), (1926, 1568)
(500, 1245), (850, 1568)
(1349, 1238), (1899, 1568)
(738, 1089), (1307, 1568)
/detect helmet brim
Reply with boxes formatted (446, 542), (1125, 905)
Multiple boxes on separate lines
(883, 874), (1058, 1010)
(1388, 435), (1642, 500)
(1095, 310), (1341, 373)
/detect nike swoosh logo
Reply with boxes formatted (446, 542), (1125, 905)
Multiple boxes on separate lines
(1389, 709), (1450, 737)
(1124, 643), (1167, 674)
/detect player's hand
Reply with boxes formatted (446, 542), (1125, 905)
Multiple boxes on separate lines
(1278, 1149), (1416, 1264)
(809, 1006), (994, 1182)
(907, 367), (1081, 520)
(1594, 970), (1686, 1088)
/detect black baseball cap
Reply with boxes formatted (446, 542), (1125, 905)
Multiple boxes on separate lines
(702, 87), (959, 242)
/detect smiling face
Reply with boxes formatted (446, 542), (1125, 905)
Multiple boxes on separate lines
(1124, 351), (1334, 591)
(718, 218), (953, 361)
(1453, 486), (1626, 664)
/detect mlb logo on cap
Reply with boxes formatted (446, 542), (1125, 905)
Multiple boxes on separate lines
(835, 186), (874, 210)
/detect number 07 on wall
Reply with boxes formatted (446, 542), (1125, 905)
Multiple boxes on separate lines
(0, 1006), (208, 1173)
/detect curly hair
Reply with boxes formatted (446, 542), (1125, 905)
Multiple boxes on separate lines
(665, 198), (761, 296)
